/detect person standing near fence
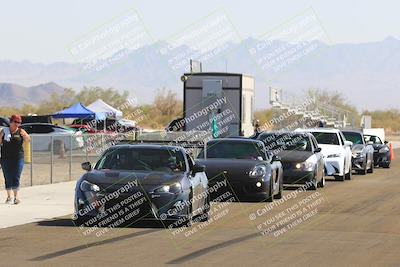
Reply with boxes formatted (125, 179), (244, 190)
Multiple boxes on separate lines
(0, 115), (30, 204)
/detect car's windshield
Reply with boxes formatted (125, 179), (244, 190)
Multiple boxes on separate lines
(364, 135), (382, 144)
(258, 133), (312, 152)
(95, 147), (186, 172)
(198, 141), (266, 160)
(343, 132), (364, 145)
(310, 132), (340, 145)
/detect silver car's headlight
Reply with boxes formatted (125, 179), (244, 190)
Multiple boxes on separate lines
(295, 161), (314, 171)
(154, 182), (182, 194)
(352, 151), (363, 158)
(249, 165), (267, 178)
(80, 180), (100, 192)
(379, 147), (389, 153)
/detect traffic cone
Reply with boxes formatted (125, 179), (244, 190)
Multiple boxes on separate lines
(389, 143), (395, 161)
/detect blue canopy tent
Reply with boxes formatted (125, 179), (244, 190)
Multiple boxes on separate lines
(52, 103), (97, 119)
(52, 103), (107, 131)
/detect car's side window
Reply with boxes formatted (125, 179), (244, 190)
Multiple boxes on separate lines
(30, 125), (41, 133)
(28, 125), (54, 134)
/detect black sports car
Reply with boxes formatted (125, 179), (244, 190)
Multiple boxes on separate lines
(257, 132), (325, 189)
(364, 134), (391, 168)
(74, 144), (209, 228)
(196, 138), (283, 202)
(0, 116), (9, 129)
(342, 130), (374, 174)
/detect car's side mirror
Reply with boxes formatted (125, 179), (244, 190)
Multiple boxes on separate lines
(272, 155), (281, 162)
(314, 147), (322, 153)
(344, 141), (353, 147)
(81, 162), (92, 171)
(384, 140), (389, 144)
(192, 164), (205, 173)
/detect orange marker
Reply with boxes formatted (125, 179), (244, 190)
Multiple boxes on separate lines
(389, 143), (395, 161)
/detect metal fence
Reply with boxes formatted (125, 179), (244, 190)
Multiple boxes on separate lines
(2, 131), (396, 190)
(0, 131), (209, 190)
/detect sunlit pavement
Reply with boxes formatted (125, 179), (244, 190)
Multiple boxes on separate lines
(0, 181), (75, 229)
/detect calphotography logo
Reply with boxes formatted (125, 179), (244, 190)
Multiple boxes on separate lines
(248, 8), (331, 81)
(163, 174), (239, 247)
(246, 181), (332, 243)
(158, 8), (241, 77)
(68, 8), (152, 74)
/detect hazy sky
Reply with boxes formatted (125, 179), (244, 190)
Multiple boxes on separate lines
(1, 0), (399, 63)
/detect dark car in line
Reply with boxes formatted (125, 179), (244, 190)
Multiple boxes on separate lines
(364, 134), (391, 168)
(20, 123), (84, 151)
(74, 144), (210, 227)
(196, 138), (283, 202)
(0, 116), (9, 130)
(257, 132), (325, 189)
(342, 130), (374, 174)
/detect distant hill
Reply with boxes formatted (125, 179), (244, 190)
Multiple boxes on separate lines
(0, 82), (64, 107)
(0, 37), (399, 110)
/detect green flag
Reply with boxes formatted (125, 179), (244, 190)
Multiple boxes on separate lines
(211, 113), (218, 138)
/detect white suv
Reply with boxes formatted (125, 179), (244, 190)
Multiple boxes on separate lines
(296, 128), (352, 181)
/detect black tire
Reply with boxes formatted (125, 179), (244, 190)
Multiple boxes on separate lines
(367, 160), (374, 173)
(357, 160), (367, 175)
(345, 166), (352, 180)
(334, 168), (346, 181)
(196, 193), (210, 223)
(357, 169), (367, 175)
(266, 179), (274, 202)
(381, 162), (391, 168)
(274, 173), (283, 199)
(318, 169), (326, 188)
(318, 176), (325, 188)
(175, 191), (194, 227)
(334, 163), (345, 181)
(309, 171), (318, 190)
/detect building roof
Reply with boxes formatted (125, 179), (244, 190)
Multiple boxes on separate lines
(184, 72), (253, 78)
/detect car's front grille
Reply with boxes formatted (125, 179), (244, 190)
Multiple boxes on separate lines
(282, 162), (295, 169)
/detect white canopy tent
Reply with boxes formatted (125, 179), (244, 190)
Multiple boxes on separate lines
(87, 99), (123, 120)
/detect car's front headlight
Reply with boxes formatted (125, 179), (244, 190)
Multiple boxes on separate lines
(249, 165), (267, 178)
(154, 182), (182, 194)
(379, 147), (389, 153)
(352, 151), (363, 158)
(327, 153), (341, 158)
(80, 180), (100, 192)
(295, 161), (314, 171)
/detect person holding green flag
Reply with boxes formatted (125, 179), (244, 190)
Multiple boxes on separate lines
(211, 113), (218, 138)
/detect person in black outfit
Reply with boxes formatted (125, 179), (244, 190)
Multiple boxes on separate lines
(252, 119), (262, 138)
(0, 115), (30, 204)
